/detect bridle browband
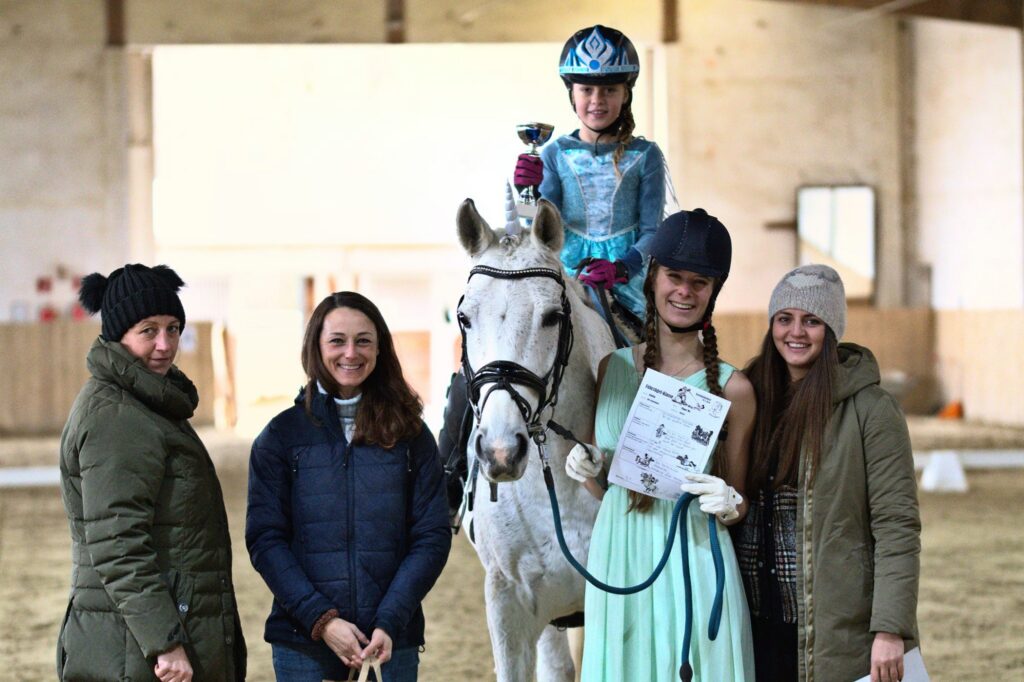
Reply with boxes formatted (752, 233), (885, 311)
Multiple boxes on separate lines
(458, 265), (574, 446)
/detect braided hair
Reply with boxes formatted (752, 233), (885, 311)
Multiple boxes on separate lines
(628, 263), (727, 513)
(611, 104), (636, 179)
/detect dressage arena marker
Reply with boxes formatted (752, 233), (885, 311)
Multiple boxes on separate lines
(913, 450), (1024, 493)
(0, 466), (61, 488)
(918, 451), (968, 492)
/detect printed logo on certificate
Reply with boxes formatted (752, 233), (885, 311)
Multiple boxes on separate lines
(607, 369), (731, 501)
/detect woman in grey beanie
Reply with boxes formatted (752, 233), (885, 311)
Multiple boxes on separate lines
(733, 264), (922, 682)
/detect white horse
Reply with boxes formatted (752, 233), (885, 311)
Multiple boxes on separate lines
(455, 197), (614, 682)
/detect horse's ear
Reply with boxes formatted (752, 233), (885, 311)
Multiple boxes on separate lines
(530, 199), (564, 254)
(457, 198), (496, 257)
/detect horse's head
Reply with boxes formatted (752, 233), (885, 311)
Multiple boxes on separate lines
(456, 198), (570, 482)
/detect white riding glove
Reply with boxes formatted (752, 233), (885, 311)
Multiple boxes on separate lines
(680, 472), (743, 522)
(566, 443), (605, 483)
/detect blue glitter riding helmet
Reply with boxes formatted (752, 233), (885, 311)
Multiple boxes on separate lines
(559, 25), (640, 88)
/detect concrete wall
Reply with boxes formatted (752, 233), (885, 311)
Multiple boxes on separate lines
(0, 0), (909, 317)
(3, 0), (1022, 426)
(913, 18), (1024, 310)
(0, 1), (131, 321)
(670, 0), (904, 312)
(912, 18), (1024, 425)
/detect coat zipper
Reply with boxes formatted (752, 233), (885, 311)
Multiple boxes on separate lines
(345, 437), (357, 624)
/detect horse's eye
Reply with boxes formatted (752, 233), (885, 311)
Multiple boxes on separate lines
(541, 310), (563, 328)
(457, 311), (471, 329)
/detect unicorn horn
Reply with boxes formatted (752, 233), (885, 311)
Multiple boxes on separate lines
(504, 181), (522, 236)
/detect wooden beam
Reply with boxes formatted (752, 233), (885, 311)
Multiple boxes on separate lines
(105, 0), (124, 47)
(663, 0), (679, 43)
(764, 0), (1022, 28)
(387, 0), (405, 43)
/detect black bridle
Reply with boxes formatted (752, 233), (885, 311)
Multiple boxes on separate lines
(457, 265), (574, 446)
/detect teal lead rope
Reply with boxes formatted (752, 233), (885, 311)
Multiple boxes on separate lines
(541, 465), (725, 681)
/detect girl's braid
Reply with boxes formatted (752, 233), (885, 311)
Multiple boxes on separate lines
(629, 266), (661, 514)
(612, 106), (636, 179)
(701, 308), (730, 478)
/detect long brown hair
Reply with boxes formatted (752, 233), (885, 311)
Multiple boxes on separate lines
(744, 325), (838, 492)
(301, 292), (423, 448)
(629, 261), (726, 513)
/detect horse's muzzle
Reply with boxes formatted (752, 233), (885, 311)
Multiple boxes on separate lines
(476, 430), (529, 482)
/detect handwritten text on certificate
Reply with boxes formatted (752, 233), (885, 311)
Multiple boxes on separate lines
(607, 369), (731, 501)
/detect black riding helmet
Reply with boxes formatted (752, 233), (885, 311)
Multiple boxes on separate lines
(647, 208), (732, 333)
(559, 25), (640, 136)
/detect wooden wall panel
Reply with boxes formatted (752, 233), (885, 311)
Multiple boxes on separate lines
(393, 331), (431, 404)
(713, 308), (937, 413)
(0, 321), (216, 436)
(936, 310), (1024, 426)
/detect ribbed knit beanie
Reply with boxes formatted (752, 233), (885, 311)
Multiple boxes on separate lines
(77, 264), (186, 341)
(768, 264), (846, 339)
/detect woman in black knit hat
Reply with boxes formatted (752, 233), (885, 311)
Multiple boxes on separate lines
(57, 263), (246, 682)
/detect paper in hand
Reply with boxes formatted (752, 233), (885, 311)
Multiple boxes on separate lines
(607, 369), (730, 501)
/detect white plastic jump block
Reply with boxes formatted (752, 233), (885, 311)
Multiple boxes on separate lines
(919, 450), (968, 493)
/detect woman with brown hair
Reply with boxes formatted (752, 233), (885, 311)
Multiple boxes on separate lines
(734, 265), (921, 682)
(246, 291), (451, 681)
(565, 209), (755, 680)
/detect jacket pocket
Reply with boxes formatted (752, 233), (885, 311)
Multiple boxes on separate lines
(123, 627), (152, 680)
(59, 607), (127, 681)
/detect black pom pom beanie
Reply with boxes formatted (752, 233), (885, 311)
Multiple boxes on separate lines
(77, 264), (186, 341)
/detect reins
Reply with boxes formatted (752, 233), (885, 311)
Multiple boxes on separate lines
(459, 263), (726, 682)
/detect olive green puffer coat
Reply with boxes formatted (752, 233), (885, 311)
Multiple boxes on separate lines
(796, 343), (920, 681)
(58, 338), (246, 681)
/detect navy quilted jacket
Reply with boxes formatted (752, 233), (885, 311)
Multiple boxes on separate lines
(245, 389), (451, 650)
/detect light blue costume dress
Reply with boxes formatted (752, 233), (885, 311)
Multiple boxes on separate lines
(539, 132), (667, 320)
(582, 348), (754, 681)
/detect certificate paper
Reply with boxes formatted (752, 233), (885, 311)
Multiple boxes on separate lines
(607, 369), (731, 501)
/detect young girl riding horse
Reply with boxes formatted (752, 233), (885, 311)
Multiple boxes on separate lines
(515, 24), (673, 339)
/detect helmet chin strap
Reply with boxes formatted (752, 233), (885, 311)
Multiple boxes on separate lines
(665, 319), (706, 334)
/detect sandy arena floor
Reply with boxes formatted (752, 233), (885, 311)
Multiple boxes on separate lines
(1, 427), (1022, 681)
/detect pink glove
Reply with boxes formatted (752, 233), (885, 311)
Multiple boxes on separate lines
(578, 259), (628, 290)
(514, 154), (544, 187)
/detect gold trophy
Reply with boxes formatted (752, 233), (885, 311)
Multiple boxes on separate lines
(515, 122), (554, 219)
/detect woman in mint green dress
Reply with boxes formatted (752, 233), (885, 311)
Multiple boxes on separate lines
(564, 208), (756, 681)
